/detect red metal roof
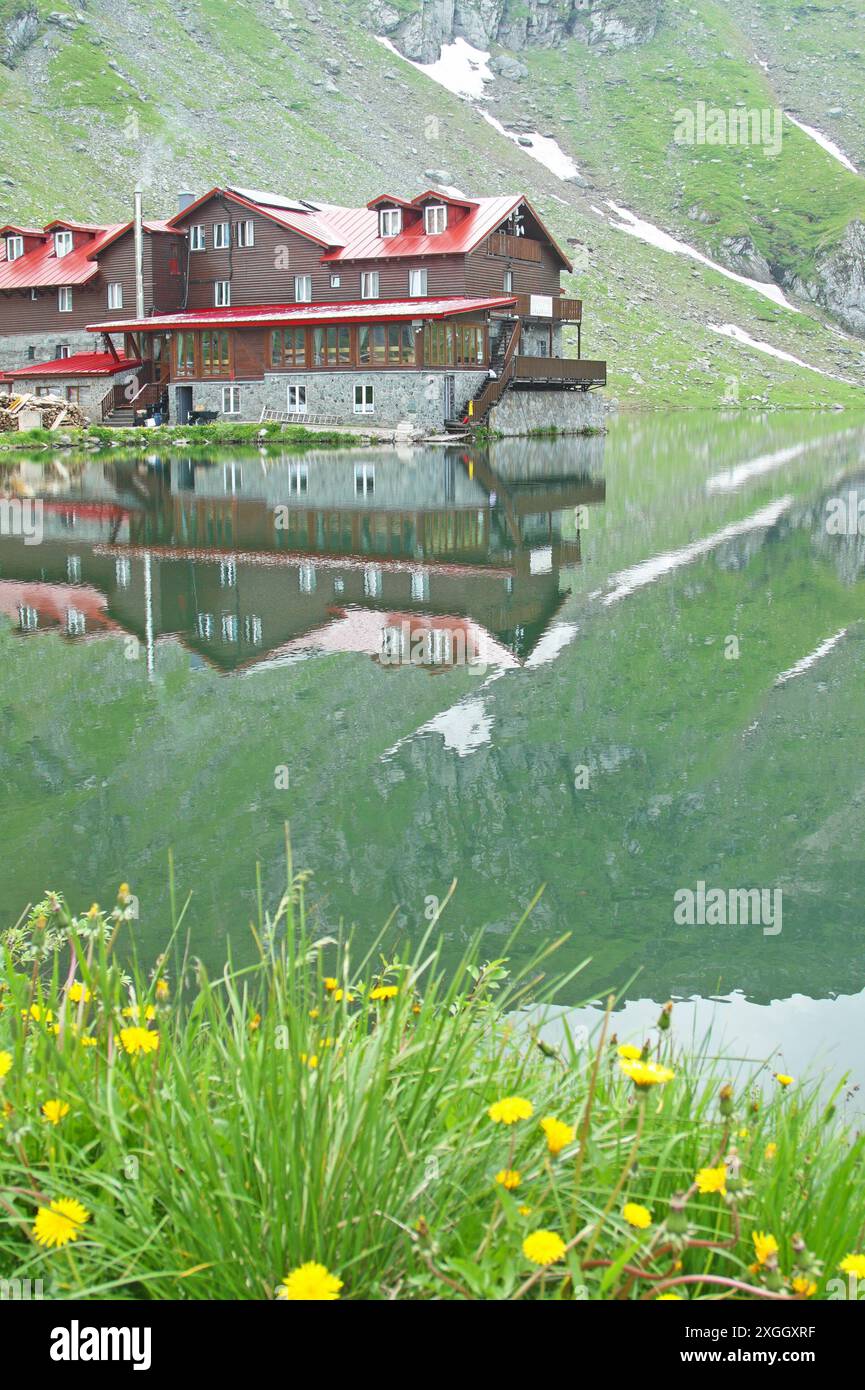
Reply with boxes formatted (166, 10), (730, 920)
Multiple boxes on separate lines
(9, 351), (142, 378)
(88, 296), (517, 334)
(0, 221), (177, 290)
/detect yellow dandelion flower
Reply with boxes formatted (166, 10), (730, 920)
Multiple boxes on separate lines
(79, 1036), (98, 1048)
(617, 1043), (642, 1060)
(791, 1276), (817, 1297)
(619, 1058), (675, 1089)
(764, 1142), (778, 1161)
(118, 882), (130, 898)
(23, 1004), (52, 1023)
(488, 1096), (534, 1125)
(67, 982), (91, 1004)
(495, 1169), (521, 1191)
(753, 1231), (779, 1266)
(656, 1293), (682, 1300)
(540, 1115), (576, 1155)
(839, 1253), (865, 1279)
(332, 989), (355, 1003)
(623, 1202), (652, 1230)
(518, 1205), (533, 1217)
(155, 979), (170, 1002)
(0, 1051), (11, 1080)
(522, 1229), (566, 1266)
(299, 1053), (319, 1069)
(32, 1198), (90, 1249)
(41, 1099), (70, 1126)
(695, 1164), (727, 1196)
(248, 1013), (261, 1032)
(308, 1008), (319, 1019)
(775, 1073), (794, 1088)
(118, 1026), (159, 1056)
(323, 978), (338, 992)
(277, 1261), (343, 1301)
(737, 1127), (750, 1140)
(122, 1004), (156, 1022)
(86, 903), (100, 919)
(369, 985), (398, 1001)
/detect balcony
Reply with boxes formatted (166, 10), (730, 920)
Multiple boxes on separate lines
(505, 294), (582, 323)
(512, 356), (606, 389)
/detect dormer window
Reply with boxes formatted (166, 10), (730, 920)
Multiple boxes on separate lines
(424, 204), (447, 236)
(5, 235), (23, 262)
(379, 207), (402, 238)
(54, 230), (73, 258)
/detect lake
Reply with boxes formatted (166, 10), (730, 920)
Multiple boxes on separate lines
(3, 410), (865, 1089)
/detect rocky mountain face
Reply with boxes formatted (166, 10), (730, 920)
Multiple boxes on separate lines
(371, 0), (662, 64)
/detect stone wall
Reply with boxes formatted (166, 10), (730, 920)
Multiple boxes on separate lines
(7, 369), (138, 419)
(172, 369), (489, 426)
(488, 387), (608, 436)
(0, 330), (94, 371)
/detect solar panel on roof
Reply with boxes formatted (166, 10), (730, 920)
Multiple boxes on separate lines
(228, 187), (311, 213)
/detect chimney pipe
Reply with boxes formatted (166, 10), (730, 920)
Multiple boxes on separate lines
(133, 187), (145, 320)
(177, 190), (196, 215)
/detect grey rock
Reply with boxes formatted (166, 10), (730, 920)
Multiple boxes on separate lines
(719, 234), (774, 284)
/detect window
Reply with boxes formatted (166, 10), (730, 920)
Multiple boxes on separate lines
(67, 555), (81, 582)
(236, 219), (254, 247)
(54, 229), (73, 258)
(294, 275), (312, 302)
(190, 224), (206, 251)
(354, 464), (375, 495)
(504, 269), (514, 294)
(30, 289), (38, 302)
(65, 385), (80, 403)
(196, 612), (214, 640)
(423, 204), (447, 235)
(379, 208), (402, 238)
(107, 282), (123, 310)
(55, 344), (70, 359)
(410, 570), (429, 602)
(223, 463), (243, 491)
(66, 608), (86, 637)
(244, 615), (263, 646)
(213, 222), (230, 249)
(115, 557), (131, 588)
(363, 564), (382, 597)
(222, 385), (241, 415)
(18, 604), (38, 631)
(201, 330), (230, 376)
(270, 327), (306, 368)
(329, 274), (341, 288)
(5, 235), (23, 261)
(408, 268), (427, 297)
(214, 280), (231, 307)
(299, 564), (316, 593)
(221, 614), (238, 644)
(423, 321), (484, 366)
(354, 386), (374, 415)
(312, 325), (351, 366)
(361, 271), (380, 299)
(287, 384), (307, 413)
(219, 559), (237, 588)
(288, 463), (308, 493)
(58, 286), (72, 312)
(175, 331), (196, 377)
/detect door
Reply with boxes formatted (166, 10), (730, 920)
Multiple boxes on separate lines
(443, 374), (455, 420)
(176, 385), (193, 425)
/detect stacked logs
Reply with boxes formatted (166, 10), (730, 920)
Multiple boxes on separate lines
(0, 392), (90, 431)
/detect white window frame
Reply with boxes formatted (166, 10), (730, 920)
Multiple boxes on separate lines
(236, 219), (255, 247)
(408, 267), (428, 298)
(299, 564), (316, 594)
(222, 385), (241, 415)
(354, 463), (375, 494)
(30, 288), (38, 301)
(54, 229), (73, 258)
(214, 280), (231, 306)
(196, 612), (214, 640)
(424, 204), (447, 235)
(354, 386), (374, 416)
(213, 222), (230, 249)
(107, 281), (123, 310)
(504, 269), (514, 294)
(221, 613), (239, 644)
(329, 273), (341, 288)
(294, 275), (312, 302)
(287, 384), (307, 413)
(378, 208), (402, 238)
(5, 235), (23, 262)
(361, 271), (380, 300)
(190, 224), (206, 251)
(58, 286), (72, 312)
(56, 344), (70, 359)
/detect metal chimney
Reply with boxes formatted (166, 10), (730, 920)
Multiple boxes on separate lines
(133, 187), (145, 320)
(177, 190), (196, 214)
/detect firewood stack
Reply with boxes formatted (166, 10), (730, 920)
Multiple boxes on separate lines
(0, 392), (90, 432)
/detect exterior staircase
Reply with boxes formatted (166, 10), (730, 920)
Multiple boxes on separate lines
(445, 318), (522, 432)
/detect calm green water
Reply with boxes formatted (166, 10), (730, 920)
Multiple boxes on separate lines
(3, 411), (865, 1080)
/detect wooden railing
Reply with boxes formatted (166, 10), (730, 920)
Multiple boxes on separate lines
(488, 232), (542, 262)
(513, 356), (606, 387)
(468, 320), (522, 422)
(506, 294), (582, 322)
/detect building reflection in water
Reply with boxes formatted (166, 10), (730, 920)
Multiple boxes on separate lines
(0, 439), (606, 675)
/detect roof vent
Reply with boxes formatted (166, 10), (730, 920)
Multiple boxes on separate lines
(177, 191), (196, 214)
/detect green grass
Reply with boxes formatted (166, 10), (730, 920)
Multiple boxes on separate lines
(0, 422), (369, 453)
(0, 856), (862, 1300)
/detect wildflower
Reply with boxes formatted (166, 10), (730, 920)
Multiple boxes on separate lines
(518, 1205), (533, 1217)
(656, 1293), (682, 1300)
(332, 990), (354, 1003)
(41, 1099), (70, 1126)
(277, 1261), (343, 1301)
(738, 1127), (750, 1140)
(764, 1142), (778, 1161)
(22, 1004), (52, 1023)
(488, 1096), (533, 1125)
(118, 1027), (159, 1056)
(718, 1082), (734, 1117)
(791, 1276), (817, 1297)
(155, 979), (170, 1002)
(67, 983), (91, 1004)
(122, 1004), (156, 1022)
(248, 1013), (261, 1032)
(623, 1202), (652, 1230)
(495, 1169), (521, 1191)
(775, 1073), (794, 1088)
(299, 1053), (319, 1069)
(753, 1231), (779, 1266)
(369, 985), (398, 1001)
(0, 1051), (11, 1080)
(79, 1036), (97, 1048)
(32, 1198), (90, 1249)
(118, 882), (131, 900)
(540, 1115), (576, 1155)
(619, 1058), (674, 1089)
(522, 1229), (566, 1266)
(617, 1043), (642, 1061)
(323, 978), (338, 992)
(86, 903), (100, 919)
(839, 1253), (865, 1279)
(695, 1164), (727, 1196)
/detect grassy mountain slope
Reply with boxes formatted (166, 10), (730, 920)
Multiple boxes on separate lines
(0, 0), (863, 407)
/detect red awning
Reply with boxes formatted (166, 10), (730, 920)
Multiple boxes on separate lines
(88, 296), (517, 334)
(9, 352), (142, 378)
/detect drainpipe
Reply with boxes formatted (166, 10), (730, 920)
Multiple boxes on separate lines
(133, 188), (145, 321)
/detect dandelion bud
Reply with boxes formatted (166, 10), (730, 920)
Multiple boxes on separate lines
(719, 1083), (734, 1118)
(658, 1001), (673, 1032)
(666, 1191), (689, 1234)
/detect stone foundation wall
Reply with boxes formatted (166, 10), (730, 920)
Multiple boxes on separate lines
(7, 369), (138, 419)
(488, 387), (608, 436)
(173, 369), (489, 427)
(0, 330), (94, 372)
